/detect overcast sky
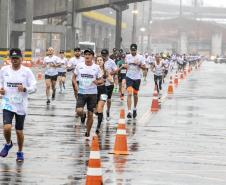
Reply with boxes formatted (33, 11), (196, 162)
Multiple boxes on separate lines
(156, 0), (226, 7)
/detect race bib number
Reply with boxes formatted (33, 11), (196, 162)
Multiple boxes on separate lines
(100, 94), (108, 101)
(129, 65), (137, 71)
(80, 78), (93, 87)
(10, 94), (23, 104)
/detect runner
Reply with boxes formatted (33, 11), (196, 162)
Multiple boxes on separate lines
(113, 52), (121, 93)
(117, 53), (127, 101)
(151, 54), (164, 95)
(162, 54), (170, 83)
(68, 47), (85, 99)
(101, 49), (118, 121)
(0, 48), (37, 162)
(57, 50), (67, 94)
(72, 49), (103, 138)
(95, 56), (108, 134)
(182, 54), (187, 71)
(43, 47), (60, 105)
(125, 44), (146, 119)
(110, 48), (118, 60)
(177, 54), (184, 72)
(143, 53), (151, 82)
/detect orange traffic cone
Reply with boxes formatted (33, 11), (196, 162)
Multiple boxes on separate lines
(151, 85), (159, 112)
(120, 108), (125, 119)
(167, 76), (174, 95)
(111, 109), (129, 155)
(188, 66), (191, 73)
(86, 136), (103, 185)
(180, 72), (184, 80)
(184, 69), (187, 77)
(37, 71), (43, 80)
(174, 74), (179, 87)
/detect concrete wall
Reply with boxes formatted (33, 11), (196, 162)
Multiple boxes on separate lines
(211, 32), (222, 56)
(179, 32), (188, 54)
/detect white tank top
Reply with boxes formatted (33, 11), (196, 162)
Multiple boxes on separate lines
(154, 62), (163, 76)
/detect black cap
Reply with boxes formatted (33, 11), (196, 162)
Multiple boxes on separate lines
(121, 54), (126, 58)
(119, 49), (124, 53)
(84, 48), (94, 56)
(74, 47), (81, 52)
(9, 48), (22, 58)
(59, 50), (65, 54)
(113, 48), (118, 52)
(101, 49), (109, 55)
(130, 44), (137, 51)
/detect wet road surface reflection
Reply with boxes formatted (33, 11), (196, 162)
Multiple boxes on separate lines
(0, 62), (226, 184)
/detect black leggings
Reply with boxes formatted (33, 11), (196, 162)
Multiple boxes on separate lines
(154, 75), (162, 93)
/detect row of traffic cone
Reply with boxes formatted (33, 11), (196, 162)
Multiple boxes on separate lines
(151, 65), (196, 112)
(86, 64), (202, 184)
(86, 108), (128, 185)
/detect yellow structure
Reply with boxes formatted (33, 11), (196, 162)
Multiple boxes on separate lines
(82, 11), (127, 29)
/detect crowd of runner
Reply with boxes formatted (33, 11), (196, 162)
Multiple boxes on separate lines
(0, 45), (202, 162)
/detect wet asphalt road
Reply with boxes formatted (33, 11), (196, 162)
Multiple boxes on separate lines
(0, 61), (226, 185)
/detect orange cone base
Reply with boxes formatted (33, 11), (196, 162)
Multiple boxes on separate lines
(111, 135), (129, 155)
(110, 150), (129, 155)
(86, 176), (103, 185)
(151, 99), (159, 112)
(168, 86), (173, 94)
(151, 108), (158, 112)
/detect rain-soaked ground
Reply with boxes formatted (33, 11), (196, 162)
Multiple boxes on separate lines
(0, 61), (226, 185)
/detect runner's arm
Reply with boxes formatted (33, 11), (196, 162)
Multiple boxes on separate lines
(93, 66), (104, 85)
(0, 69), (5, 95)
(72, 74), (78, 91)
(109, 62), (118, 75)
(26, 69), (37, 94)
(139, 56), (146, 70)
(93, 77), (104, 85)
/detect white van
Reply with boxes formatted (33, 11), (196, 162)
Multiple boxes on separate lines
(79, 42), (96, 53)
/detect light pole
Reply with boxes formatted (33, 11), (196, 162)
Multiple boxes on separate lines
(180, 0), (182, 17)
(147, 0), (152, 52)
(140, 27), (146, 53)
(140, 2), (145, 53)
(132, 3), (138, 44)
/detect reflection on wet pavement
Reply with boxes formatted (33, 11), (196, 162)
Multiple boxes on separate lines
(0, 62), (226, 184)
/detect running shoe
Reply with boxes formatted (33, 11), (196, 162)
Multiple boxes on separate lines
(16, 152), (24, 162)
(85, 132), (90, 140)
(120, 95), (124, 101)
(127, 112), (132, 119)
(95, 128), (101, 135)
(52, 89), (56, 100)
(133, 109), (137, 119)
(0, 141), (13, 157)
(46, 99), (50, 105)
(106, 111), (110, 121)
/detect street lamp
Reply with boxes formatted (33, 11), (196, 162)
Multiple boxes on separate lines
(132, 10), (139, 14)
(140, 27), (146, 32)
